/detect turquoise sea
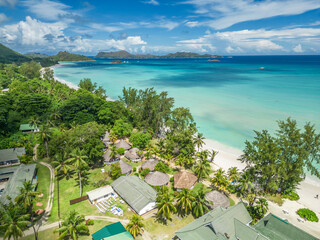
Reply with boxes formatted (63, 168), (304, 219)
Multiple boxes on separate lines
(55, 56), (320, 172)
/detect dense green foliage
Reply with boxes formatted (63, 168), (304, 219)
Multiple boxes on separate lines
(283, 191), (300, 201)
(51, 51), (93, 62)
(109, 162), (122, 180)
(0, 43), (31, 64)
(297, 208), (319, 222)
(129, 131), (151, 149)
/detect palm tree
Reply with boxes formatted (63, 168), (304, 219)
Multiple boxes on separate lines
(255, 198), (268, 218)
(52, 152), (71, 220)
(39, 125), (51, 158)
(125, 214), (144, 239)
(66, 149), (88, 197)
(211, 168), (229, 192)
(192, 159), (211, 182)
(15, 181), (41, 240)
(156, 186), (176, 222)
(109, 144), (118, 161)
(192, 187), (211, 218)
(227, 167), (240, 184)
(28, 116), (39, 143)
(54, 210), (89, 240)
(194, 133), (205, 152)
(197, 150), (209, 161)
(209, 149), (218, 162)
(237, 172), (254, 198)
(176, 188), (195, 216)
(0, 204), (30, 240)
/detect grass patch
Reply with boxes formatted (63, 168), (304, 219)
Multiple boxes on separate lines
(34, 163), (51, 211)
(48, 167), (134, 223)
(229, 197), (235, 206)
(265, 193), (284, 206)
(192, 182), (210, 193)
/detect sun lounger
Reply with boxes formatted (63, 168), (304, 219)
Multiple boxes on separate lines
(282, 209), (289, 214)
(297, 218), (305, 223)
(95, 204), (104, 213)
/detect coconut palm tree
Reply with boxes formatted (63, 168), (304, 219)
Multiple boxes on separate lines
(15, 181), (41, 240)
(227, 167), (240, 184)
(156, 186), (176, 222)
(28, 116), (39, 143)
(0, 204), (30, 240)
(194, 133), (205, 152)
(255, 198), (268, 217)
(54, 210), (89, 240)
(192, 187), (211, 218)
(197, 150), (209, 161)
(192, 159), (212, 182)
(109, 144), (118, 161)
(209, 149), (218, 162)
(176, 188), (195, 216)
(66, 149), (88, 197)
(125, 214), (144, 239)
(211, 168), (229, 192)
(39, 125), (51, 158)
(237, 172), (254, 198)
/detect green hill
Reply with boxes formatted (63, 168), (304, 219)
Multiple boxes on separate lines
(0, 43), (31, 64)
(51, 51), (94, 62)
(25, 52), (49, 58)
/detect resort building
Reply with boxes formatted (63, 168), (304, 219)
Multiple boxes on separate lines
(205, 190), (230, 209)
(19, 124), (39, 133)
(124, 147), (141, 162)
(0, 164), (37, 205)
(1, 88), (9, 93)
(103, 149), (120, 165)
(116, 139), (131, 151)
(174, 203), (318, 240)
(111, 175), (157, 215)
(145, 171), (170, 187)
(0, 147), (25, 167)
(119, 160), (132, 175)
(141, 159), (158, 171)
(173, 171), (197, 190)
(86, 185), (114, 204)
(92, 222), (133, 240)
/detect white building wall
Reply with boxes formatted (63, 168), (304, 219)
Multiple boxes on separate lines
(138, 202), (156, 215)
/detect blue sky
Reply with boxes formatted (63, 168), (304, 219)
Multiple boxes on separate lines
(0, 0), (320, 55)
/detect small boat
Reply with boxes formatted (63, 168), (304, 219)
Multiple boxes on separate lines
(260, 67), (265, 70)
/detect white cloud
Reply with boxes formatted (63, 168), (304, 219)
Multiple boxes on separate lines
(143, 0), (159, 5)
(0, 0), (18, 7)
(90, 23), (123, 32)
(182, 0), (320, 29)
(0, 13), (9, 24)
(293, 44), (303, 52)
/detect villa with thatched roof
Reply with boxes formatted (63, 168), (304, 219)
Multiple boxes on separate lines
(141, 159), (158, 171)
(103, 149), (120, 165)
(145, 171), (169, 186)
(116, 140), (131, 151)
(173, 171), (197, 190)
(119, 160), (132, 175)
(205, 190), (230, 209)
(124, 147), (141, 162)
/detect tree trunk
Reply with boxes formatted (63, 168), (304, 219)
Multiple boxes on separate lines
(31, 207), (38, 240)
(79, 171), (82, 197)
(57, 177), (60, 219)
(45, 141), (49, 158)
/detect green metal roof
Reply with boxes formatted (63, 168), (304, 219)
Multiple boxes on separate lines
(0, 148), (25, 163)
(103, 231), (134, 240)
(234, 219), (268, 240)
(92, 222), (126, 240)
(254, 214), (319, 240)
(111, 175), (157, 214)
(19, 124), (38, 131)
(0, 164), (37, 205)
(175, 203), (252, 240)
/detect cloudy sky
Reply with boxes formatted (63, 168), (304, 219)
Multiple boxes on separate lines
(0, 0), (320, 55)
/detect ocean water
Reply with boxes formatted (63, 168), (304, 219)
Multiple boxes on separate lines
(55, 56), (320, 172)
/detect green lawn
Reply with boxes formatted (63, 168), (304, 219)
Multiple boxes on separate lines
(20, 220), (113, 240)
(34, 163), (51, 211)
(48, 167), (134, 223)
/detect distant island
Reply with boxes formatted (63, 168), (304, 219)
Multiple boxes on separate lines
(95, 50), (222, 59)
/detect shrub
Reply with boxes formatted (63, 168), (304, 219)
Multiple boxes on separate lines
(86, 219), (94, 225)
(297, 208), (319, 222)
(170, 177), (174, 183)
(283, 191), (300, 201)
(134, 173), (139, 177)
(117, 147), (125, 155)
(140, 168), (151, 177)
(109, 163), (121, 180)
(226, 184), (236, 194)
(133, 167), (137, 172)
(155, 161), (170, 173)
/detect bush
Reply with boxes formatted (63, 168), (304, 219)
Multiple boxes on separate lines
(140, 168), (151, 177)
(227, 184), (236, 194)
(86, 219), (94, 225)
(170, 177), (174, 183)
(297, 208), (319, 222)
(134, 173), (139, 177)
(133, 167), (137, 172)
(109, 163), (121, 180)
(155, 161), (170, 173)
(117, 147), (125, 155)
(283, 191), (300, 201)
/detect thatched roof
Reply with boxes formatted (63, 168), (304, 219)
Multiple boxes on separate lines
(124, 147), (141, 160)
(103, 149), (120, 162)
(145, 171), (169, 186)
(141, 159), (158, 171)
(119, 160), (132, 174)
(102, 131), (110, 143)
(205, 190), (230, 209)
(116, 140), (131, 150)
(173, 171), (197, 189)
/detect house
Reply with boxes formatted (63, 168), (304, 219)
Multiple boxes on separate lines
(205, 190), (230, 209)
(173, 171), (197, 190)
(1, 88), (9, 93)
(19, 124), (39, 133)
(91, 222), (134, 240)
(141, 159), (158, 171)
(116, 140), (131, 151)
(124, 148), (141, 162)
(0, 147), (25, 167)
(103, 149), (120, 165)
(145, 171), (169, 187)
(111, 175), (157, 215)
(0, 164), (37, 205)
(86, 185), (114, 204)
(119, 160), (132, 175)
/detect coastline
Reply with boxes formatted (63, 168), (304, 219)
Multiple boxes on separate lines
(52, 67), (320, 236)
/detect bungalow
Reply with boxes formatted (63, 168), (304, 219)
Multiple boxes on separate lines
(103, 150), (120, 165)
(92, 222), (133, 240)
(124, 148), (141, 162)
(86, 185), (114, 205)
(141, 159), (158, 171)
(0, 147), (25, 167)
(0, 164), (37, 205)
(145, 171), (169, 187)
(19, 124), (39, 133)
(205, 190), (230, 209)
(119, 160), (132, 175)
(173, 171), (197, 190)
(111, 175), (157, 215)
(116, 140), (131, 151)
